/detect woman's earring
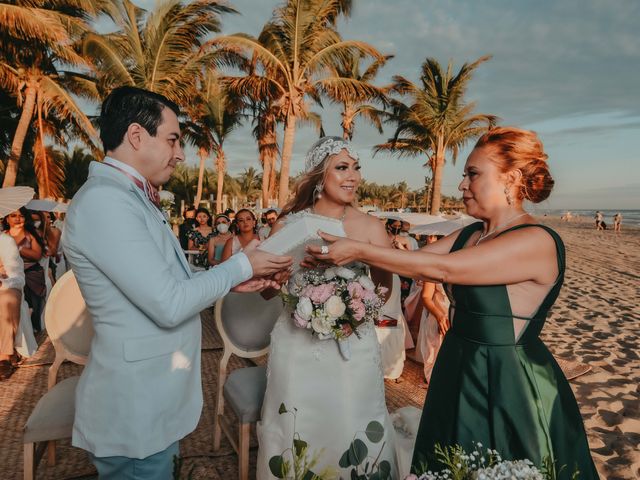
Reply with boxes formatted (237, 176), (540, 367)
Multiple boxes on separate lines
(314, 183), (324, 199)
(504, 187), (513, 205)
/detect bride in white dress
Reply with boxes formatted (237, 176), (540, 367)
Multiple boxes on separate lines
(257, 137), (399, 479)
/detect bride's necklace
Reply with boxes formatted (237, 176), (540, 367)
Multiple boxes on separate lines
(311, 204), (348, 221)
(475, 212), (528, 246)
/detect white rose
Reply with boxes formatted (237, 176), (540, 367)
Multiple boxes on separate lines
(295, 296), (313, 321)
(324, 295), (346, 318)
(336, 267), (356, 280)
(357, 275), (376, 291)
(324, 267), (337, 280)
(311, 314), (334, 335)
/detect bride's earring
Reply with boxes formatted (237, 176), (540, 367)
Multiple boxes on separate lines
(504, 187), (513, 205)
(314, 183), (324, 200)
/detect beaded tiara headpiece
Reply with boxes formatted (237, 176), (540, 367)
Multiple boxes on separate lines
(304, 136), (359, 173)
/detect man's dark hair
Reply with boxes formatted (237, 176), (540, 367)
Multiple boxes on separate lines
(265, 209), (278, 216)
(99, 86), (181, 153)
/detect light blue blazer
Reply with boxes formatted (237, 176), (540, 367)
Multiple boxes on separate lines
(63, 161), (252, 459)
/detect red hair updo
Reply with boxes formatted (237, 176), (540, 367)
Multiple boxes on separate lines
(474, 127), (554, 203)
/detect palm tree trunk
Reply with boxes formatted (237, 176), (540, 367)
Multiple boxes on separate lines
(430, 135), (445, 214)
(2, 81), (37, 187)
(194, 147), (208, 207)
(278, 113), (297, 207)
(341, 104), (354, 140)
(215, 148), (226, 214)
(36, 100), (49, 198)
(261, 155), (271, 207)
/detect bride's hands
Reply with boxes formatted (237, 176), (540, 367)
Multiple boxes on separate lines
(305, 231), (363, 266)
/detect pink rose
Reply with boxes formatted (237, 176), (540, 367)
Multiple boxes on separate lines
(308, 283), (335, 304)
(293, 311), (310, 328)
(349, 299), (366, 321)
(405, 475), (418, 480)
(362, 289), (379, 303)
(347, 281), (365, 299)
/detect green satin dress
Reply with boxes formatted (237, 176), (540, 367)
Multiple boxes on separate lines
(411, 223), (598, 479)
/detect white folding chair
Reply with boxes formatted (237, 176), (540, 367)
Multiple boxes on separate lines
(213, 291), (283, 480)
(23, 271), (93, 480)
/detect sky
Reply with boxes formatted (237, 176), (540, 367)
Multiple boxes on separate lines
(128, 0), (640, 210)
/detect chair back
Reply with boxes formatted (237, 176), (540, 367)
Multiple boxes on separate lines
(215, 292), (283, 358)
(44, 270), (93, 369)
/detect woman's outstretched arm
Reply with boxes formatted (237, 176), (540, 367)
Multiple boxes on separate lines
(308, 227), (558, 287)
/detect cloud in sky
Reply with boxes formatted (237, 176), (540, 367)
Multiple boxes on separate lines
(124, 0), (640, 208)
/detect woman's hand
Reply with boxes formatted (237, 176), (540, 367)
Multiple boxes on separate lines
(436, 314), (450, 336)
(305, 231), (363, 266)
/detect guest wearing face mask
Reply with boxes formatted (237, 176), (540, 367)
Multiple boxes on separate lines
(401, 221), (419, 251)
(207, 214), (233, 267)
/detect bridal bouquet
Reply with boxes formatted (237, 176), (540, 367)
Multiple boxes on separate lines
(281, 264), (388, 360)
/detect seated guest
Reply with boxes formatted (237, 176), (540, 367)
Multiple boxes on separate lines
(2, 208), (46, 332)
(187, 207), (215, 268)
(207, 214), (233, 267)
(221, 208), (259, 261)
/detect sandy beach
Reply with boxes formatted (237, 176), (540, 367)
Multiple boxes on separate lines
(539, 217), (640, 479)
(0, 217), (638, 479)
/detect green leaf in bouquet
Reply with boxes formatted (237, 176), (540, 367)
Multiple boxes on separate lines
(294, 438), (308, 456)
(378, 460), (392, 479)
(278, 403), (287, 414)
(347, 439), (368, 466)
(302, 472), (317, 480)
(269, 455), (286, 478)
(364, 421), (384, 443)
(339, 449), (352, 468)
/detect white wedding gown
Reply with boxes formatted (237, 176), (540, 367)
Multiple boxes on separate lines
(257, 212), (399, 479)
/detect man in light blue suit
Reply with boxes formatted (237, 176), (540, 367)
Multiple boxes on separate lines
(63, 87), (291, 479)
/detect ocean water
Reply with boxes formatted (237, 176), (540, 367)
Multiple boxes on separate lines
(531, 209), (640, 227)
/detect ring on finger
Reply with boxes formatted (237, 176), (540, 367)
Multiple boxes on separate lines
(320, 245), (329, 255)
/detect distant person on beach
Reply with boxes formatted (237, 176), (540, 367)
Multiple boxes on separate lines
(309, 126), (598, 478)
(613, 212), (622, 232)
(595, 210), (604, 230)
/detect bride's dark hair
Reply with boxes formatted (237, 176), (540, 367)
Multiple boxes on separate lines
(279, 136), (357, 218)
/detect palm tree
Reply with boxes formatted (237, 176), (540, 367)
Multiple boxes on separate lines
(375, 56), (497, 214)
(320, 51), (391, 140)
(390, 181), (410, 210)
(200, 72), (246, 213)
(215, 0), (383, 206)
(61, 146), (95, 198)
(0, 0), (105, 189)
(82, 0), (237, 108)
(252, 103), (279, 206)
(237, 166), (262, 203)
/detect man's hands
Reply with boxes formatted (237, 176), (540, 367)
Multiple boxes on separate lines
(231, 240), (293, 293)
(243, 240), (293, 277)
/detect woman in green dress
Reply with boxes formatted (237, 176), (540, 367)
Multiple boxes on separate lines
(308, 127), (598, 479)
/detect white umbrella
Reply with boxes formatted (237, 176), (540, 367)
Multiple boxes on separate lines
(369, 211), (444, 225)
(26, 199), (68, 212)
(410, 215), (477, 236)
(0, 186), (35, 217)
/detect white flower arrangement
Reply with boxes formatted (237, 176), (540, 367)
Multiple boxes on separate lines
(407, 443), (575, 480)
